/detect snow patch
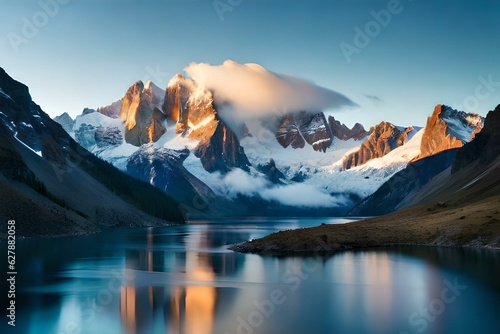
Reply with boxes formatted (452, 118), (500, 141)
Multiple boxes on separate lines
(13, 132), (42, 157)
(0, 88), (11, 99)
(74, 111), (124, 130)
(188, 115), (215, 132)
(441, 106), (483, 142)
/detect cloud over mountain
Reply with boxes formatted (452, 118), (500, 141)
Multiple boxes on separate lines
(184, 60), (358, 122)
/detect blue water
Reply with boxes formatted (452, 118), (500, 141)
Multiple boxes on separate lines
(3, 218), (500, 334)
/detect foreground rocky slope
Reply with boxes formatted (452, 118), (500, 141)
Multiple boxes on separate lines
(0, 68), (185, 238)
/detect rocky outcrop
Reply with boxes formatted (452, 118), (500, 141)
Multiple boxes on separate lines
(452, 105), (500, 173)
(418, 105), (483, 160)
(343, 122), (413, 170)
(53, 112), (75, 135)
(163, 74), (194, 126)
(328, 116), (370, 140)
(276, 111), (333, 152)
(97, 100), (122, 119)
(120, 81), (167, 146)
(195, 120), (251, 173)
(95, 126), (123, 148)
(74, 123), (97, 149)
(162, 74), (251, 174)
(82, 108), (96, 115)
(256, 158), (286, 184)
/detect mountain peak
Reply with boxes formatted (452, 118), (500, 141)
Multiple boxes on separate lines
(342, 120), (411, 170)
(167, 73), (186, 88)
(120, 79), (167, 145)
(418, 104), (483, 160)
(328, 116), (370, 141)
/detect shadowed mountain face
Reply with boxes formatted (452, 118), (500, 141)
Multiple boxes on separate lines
(276, 111), (334, 152)
(328, 116), (370, 141)
(0, 68), (184, 237)
(274, 111), (372, 153)
(452, 104), (500, 173)
(127, 146), (216, 213)
(194, 120), (251, 173)
(349, 149), (460, 216)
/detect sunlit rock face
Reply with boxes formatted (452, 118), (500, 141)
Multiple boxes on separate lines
(163, 74), (194, 126)
(162, 74), (251, 174)
(342, 121), (413, 170)
(419, 104), (483, 160)
(97, 100), (122, 119)
(120, 80), (167, 146)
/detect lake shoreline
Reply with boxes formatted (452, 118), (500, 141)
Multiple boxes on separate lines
(230, 196), (500, 256)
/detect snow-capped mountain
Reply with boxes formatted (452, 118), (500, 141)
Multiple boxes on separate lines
(418, 104), (483, 160)
(349, 105), (485, 216)
(57, 70), (484, 216)
(53, 112), (74, 134)
(342, 122), (417, 170)
(351, 104), (498, 216)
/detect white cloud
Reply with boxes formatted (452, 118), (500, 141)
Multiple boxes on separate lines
(206, 168), (344, 208)
(184, 60), (358, 123)
(260, 183), (346, 208)
(220, 168), (268, 198)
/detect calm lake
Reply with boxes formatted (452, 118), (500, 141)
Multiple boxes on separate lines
(4, 218), (500, 334)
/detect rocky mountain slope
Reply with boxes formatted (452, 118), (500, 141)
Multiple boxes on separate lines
(276, 111), (334, 152)
(342, 122), (415, 170)
(418, 104), (483, 159)
(328, 116), (370, 140)
(0, 68), (184, 238)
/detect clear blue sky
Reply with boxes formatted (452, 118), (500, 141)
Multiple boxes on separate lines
(1, 0), (499, 127)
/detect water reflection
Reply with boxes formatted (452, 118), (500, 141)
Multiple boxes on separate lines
(8, 220), (500, 334)
(168, 229), (216, 334)
(118, 227), (241, 334)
